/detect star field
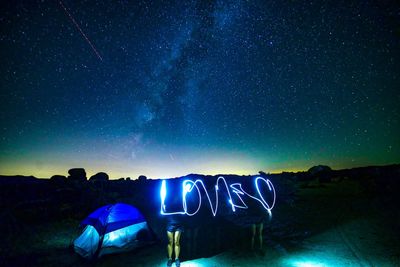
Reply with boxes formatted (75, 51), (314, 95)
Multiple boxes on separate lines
(0, 0), (399, 178)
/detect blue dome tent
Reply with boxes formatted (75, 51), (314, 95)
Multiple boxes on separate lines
(73, 203), (153, 259)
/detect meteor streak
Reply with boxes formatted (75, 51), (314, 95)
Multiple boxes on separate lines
(59, 0), (103, 61)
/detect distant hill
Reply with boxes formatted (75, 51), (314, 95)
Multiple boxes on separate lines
(0, 175), (41, 185)
(1, 163), (399, 182)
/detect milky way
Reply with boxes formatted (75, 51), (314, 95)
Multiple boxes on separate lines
(0, 0), (399, 178)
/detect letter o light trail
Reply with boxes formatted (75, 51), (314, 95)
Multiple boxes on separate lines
(160, 176), (276, 217)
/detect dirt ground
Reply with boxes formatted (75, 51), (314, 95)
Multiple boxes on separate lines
(2, 179), (399, 266)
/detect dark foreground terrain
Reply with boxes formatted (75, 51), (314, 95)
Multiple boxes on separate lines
(1, 165), (399, 266)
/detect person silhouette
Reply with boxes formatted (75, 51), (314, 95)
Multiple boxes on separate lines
(166, 214), (184, 267)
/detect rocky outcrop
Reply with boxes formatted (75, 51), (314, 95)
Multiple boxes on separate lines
(137, 175), (147, 182)
(308, 165), (332, 182)
(67, 168), (87, 182)
(89, 172), (109, 182)
(50, 175), (67, 183)
(308, 165), (332, 175)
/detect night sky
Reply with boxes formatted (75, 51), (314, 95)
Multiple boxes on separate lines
(0, 0), (399, 179)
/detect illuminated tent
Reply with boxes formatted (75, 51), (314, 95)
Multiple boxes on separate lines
(73, 203), (152, 259)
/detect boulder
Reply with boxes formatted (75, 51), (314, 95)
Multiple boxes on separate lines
(308, 165), (332, 176)
(258, 171), (268, 176)
(138, 175), (147, 182)
(89, 172), (109, 182)
(50, 175), (67, 183)
(308, 165), (332, 182)
(67, 168), (87, 182)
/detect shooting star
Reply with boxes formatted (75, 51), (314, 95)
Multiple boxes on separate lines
(59, 0), (103, 61)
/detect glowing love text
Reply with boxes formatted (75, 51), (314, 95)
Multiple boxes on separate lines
(160, 176), (276, 217)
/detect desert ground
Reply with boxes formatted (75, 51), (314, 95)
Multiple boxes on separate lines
(1, 170), (399, 267)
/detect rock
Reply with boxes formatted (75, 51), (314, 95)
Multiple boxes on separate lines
(138, 175), (147, 182)
(308, 165), (332, 175)
(67, 168), (87, 182)
(50, 175), (67, 183)
(308, 165), (332, 182)
(89, 172), (109, 182)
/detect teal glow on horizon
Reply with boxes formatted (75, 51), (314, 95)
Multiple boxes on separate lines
(292, 262), (328, 267)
